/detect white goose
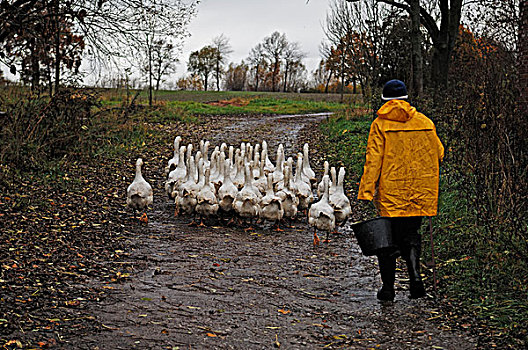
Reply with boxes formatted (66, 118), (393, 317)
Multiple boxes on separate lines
(302, 143), (317, 186)
(308, 175), (335, 246)
(177, 154), (201, 217)
(275, 157), (294, 193)
(259, 173), (284, 230)
(276, 165), (299, 221)
(294, 154), (314, 211)
(217, 160), (238, 214)
(272, 144), (285, 184)
(127, 158), (153, 223)
(233, 164), (260, 222)
(195, 166), (219, 225)
(233, 154), (245, 189)
(165, 145), (187, 199)
(262, 140), (275, 174)
(329, 167), (352, 228)
(165, 136), (182, 176)
(253, 154), (268, 194)
(317, 161), (330, 198)
(211, 151), (225, 191)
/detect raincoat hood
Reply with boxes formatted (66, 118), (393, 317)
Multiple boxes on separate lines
(377, 100), (415, 122)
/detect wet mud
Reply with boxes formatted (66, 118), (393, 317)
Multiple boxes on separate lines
(70, 113), (477, 349)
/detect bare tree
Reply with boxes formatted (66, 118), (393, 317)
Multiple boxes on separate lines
(247, 43), (266, 91)
(282, 41), (305, 92)
(211, 34), (233, 91)
(355, 0), (462, 88)
(325, 0), (384, 99)
(146, 39), (178, 91)
(262, 31), (288, 92)
(318, 42), (338, 93)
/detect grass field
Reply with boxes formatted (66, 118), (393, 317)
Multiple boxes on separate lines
(96, 89), (360, 119)
(100, 88), (361, 104)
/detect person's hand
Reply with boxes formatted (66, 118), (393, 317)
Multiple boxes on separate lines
(358, 199), (378, 215)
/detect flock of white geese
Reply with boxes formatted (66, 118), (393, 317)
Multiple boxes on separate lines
(127, 136), (352, 245)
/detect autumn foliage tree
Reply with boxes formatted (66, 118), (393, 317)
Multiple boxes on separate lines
(188, 45), (218, 91)
(1, 1), (84, 94)
(224, 61), (248, 91)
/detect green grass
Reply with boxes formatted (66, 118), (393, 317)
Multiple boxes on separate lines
(319, 112), (371, 177)
(163, 98), (346, 116)
(98, 90), (352, 118)
(148, 89), (360, 103)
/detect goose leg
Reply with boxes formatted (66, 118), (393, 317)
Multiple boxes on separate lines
(244, 218), (255, 232)
(139, 212), (148, 224)
(188, 213), (198, 226)
(313, 228), (320, 247)
(275, 220), (283, 232)
(226, 216), (236, 226)
(198, 215), (206, 227)
(323, 230), (330, 243)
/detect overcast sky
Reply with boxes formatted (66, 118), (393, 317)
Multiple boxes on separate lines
(176, 0), (332, 77)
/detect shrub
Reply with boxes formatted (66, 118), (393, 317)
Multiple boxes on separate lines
(0, 88), (99, 170)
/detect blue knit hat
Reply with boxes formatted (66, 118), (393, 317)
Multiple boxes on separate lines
(381, 79), (408, 101)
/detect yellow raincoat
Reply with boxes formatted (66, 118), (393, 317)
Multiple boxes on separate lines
(358, 100), (444, 217)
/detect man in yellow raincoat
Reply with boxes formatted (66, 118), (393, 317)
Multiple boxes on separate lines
(358, 79), (444, 301)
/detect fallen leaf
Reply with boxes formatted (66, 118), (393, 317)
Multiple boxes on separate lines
(278, 309), (291, 315)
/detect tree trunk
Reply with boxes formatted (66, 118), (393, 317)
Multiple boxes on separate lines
(148, 43), (153, 106)
(53, 0), (61, 96)
(272, 57), (280, 92)
(409, 0), (423, 96)
(216, 60), (220, 91)
(324, 70), (333, 93)
(519, 0), (528, 115)
(340, 53), (345, 103)
(282, 62), (289, 92)
(255, 64), (259, 91)
(430, 0), (462, 88)
(30, 42), (40, 93)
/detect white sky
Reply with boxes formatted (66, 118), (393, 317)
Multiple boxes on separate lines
(175, 0), (331, 78)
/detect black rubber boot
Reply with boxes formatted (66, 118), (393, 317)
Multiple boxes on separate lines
(377, 255), (396, 301)
(406, 246), (426, 299)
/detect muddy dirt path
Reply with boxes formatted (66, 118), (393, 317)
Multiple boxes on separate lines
(70, 114), (476, 349)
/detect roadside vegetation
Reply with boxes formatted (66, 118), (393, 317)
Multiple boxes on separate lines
(319, 95), (527, 348)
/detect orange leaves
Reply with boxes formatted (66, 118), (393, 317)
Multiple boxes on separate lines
(277, 309), (291, 315)
(65, 300), (80, 307)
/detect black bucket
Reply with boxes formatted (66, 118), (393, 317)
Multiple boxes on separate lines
(351, 217), (397, 256)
